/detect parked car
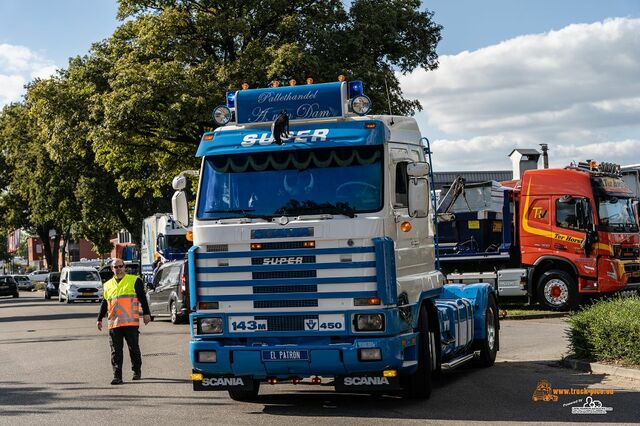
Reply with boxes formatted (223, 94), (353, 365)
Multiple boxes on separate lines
(44, 272), (61, 299)
(146, 260), (189, 324)
(0, 276), (19, 298)
(99, 260), (140, 283)
(11, 275), (34, 291)
(58, 266), (103, 303)
(27, 270), (49, 283)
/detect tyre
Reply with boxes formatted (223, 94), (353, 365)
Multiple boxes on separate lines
(536, 269), (579, 311)
(228, 380), (260, 402)
(13, 292), (19, 298)
(170, 300), (179, 324)
(58, 292), (63, 303)
(66, 293), (73, 304)
(402, 305), (433, 399)
(475, 295), (499, 367)
(44, 290), (50, 300)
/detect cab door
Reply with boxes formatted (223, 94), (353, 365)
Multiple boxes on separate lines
(552, 196), (597, 278)
(391, 146), (431, 277)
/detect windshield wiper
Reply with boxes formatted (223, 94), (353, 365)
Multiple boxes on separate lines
(205, 209), (272, 221)
(277, 202), (355, 218)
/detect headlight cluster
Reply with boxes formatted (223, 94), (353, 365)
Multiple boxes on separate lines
(198, 317), (223, 334)
(353, 314), (385, 331)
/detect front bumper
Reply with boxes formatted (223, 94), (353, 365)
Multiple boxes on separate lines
(190, 332), (418, 379)
(67, 290), (103, 301)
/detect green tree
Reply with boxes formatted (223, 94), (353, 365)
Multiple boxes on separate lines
(87, 0), (441, 195)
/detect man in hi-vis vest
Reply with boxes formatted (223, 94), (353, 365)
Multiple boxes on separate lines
(97, 258), (151, 385)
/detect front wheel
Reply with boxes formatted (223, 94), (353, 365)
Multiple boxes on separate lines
(13, 292), (19, 298)
(536, 269), (579, 311)
(228, 380), (260, 402)
(402, 305), (433, 399)
(44, 290), (50, 300)
(475, 296), (499, 367)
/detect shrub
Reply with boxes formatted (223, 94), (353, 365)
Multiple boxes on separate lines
(568, 296), (640, 366)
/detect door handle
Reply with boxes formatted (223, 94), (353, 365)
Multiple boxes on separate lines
(410, 240), (420, 247)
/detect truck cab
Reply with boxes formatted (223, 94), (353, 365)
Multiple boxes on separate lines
(520, 162), (640, 309)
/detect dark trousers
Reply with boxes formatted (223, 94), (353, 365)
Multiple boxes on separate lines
(108, 326), (142, 378)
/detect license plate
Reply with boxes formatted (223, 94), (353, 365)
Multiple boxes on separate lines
(82, 292), (92, 296)
(261, 350), (309, 361)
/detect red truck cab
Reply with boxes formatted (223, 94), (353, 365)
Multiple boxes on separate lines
(518, 161), (640, 310)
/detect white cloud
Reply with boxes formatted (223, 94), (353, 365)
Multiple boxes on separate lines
(400, 18), (640, 171)
(0, 43), (57, 106)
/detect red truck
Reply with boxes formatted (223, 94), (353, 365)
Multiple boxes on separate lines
(438, 160), (640, 310)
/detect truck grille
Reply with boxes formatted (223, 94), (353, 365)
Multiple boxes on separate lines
(254, 285), (318, 294)
(254, 300), (318, 309)
(255, 315), (318, 331)
(253, 270), (316, 279)
(193, 241), (391, 334)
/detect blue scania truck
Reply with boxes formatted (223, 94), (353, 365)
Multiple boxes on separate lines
(171, 79), (499, 400)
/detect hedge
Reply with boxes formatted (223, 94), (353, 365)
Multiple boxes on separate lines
(568, 296), (640, 366)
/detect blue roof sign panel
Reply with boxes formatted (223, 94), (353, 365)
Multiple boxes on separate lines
(235, 82), (346, 125)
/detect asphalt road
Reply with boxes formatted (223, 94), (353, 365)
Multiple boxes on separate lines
(1, 291), (639, 425)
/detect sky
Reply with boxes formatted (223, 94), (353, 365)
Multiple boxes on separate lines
(1, 0), (639, 172)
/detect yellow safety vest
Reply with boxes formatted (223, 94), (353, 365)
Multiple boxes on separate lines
(103, 274), (140, 329)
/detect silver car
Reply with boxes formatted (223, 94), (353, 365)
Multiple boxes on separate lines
(11, 275), (33, 291)
(27, 270), (49, 283)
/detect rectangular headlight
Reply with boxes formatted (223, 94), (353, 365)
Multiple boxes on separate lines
(354, 314), (385, 331)
(198, 317), (223, 334)
(197, 351), (217, 363)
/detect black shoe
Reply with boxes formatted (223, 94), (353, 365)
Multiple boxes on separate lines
(111, 377), (123, 385)
(132, 372), (141, 380)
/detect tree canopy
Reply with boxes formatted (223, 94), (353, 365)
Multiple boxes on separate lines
(0, 0), (442, 267)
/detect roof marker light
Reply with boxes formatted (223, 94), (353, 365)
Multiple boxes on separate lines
(289, 79), (296, 86)
(241, 83), (249, 90)
(272, 80), (280, 87)
(348, 80), (364, 98)
(203, 134), (214, 141)
(226, 91), (236, 108)
(338, 74), (346, 82)
(306, 77), (314, 84)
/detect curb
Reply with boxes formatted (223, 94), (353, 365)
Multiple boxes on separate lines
(501, 312), (570, 320)
(562, 358), (640, 381)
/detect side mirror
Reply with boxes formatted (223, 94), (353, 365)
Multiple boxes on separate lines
(172, 190), (189, 228)
(407, 162), (430, 178)
(173, 175), (187, 191)
(408, 178), (429, 218)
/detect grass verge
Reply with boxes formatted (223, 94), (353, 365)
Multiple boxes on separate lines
(568, 296), (640, 367)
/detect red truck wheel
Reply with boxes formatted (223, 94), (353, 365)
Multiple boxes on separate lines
(537, 269), (579, 311)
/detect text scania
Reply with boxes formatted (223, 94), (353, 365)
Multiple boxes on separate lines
(343, 377), (390, 386)
(241, 129), (329, 146)
(202, 377), (245, 387)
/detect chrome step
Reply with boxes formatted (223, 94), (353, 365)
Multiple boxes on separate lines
(441, 350), (481, 371)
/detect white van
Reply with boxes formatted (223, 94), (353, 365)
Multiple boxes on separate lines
(58, 266), (103, 303)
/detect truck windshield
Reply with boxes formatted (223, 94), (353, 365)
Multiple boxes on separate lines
(597, 196), (638, 232)
(197, 145), (383, 219)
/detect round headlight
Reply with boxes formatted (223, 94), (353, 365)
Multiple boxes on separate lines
(212, 105), (232, 125)
(350, 95), (371, 115)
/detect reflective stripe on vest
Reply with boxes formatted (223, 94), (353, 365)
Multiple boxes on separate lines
(104, 274), (140, 329)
